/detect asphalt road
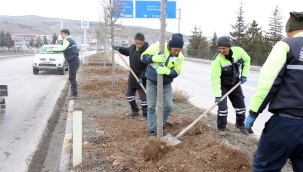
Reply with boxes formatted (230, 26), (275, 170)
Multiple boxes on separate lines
(115, 54), (273, 138)
(0, 55), (67, 172)
(0, 51), (95, 172)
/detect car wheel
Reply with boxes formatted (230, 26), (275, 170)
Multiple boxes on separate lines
(33, 68), (39, 75)
(59, 69), (65, 75)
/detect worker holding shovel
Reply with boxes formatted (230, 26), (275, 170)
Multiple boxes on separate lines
(245, 11), (303, 171)
(112, 33), (149, 119)
(211, 36), (251, 136)
(141, 33), (184, 136)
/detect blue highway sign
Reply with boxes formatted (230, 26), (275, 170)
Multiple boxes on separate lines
(113, 0), (134, 18)
(135, 0), (176, 18)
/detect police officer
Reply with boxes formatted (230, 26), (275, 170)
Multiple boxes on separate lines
(245, 11), (303, 171)
(211, 36), (251, 136)
(112, 33), (149, 118)
(141, 33), (184, 136)
(50, 29), (80, 100)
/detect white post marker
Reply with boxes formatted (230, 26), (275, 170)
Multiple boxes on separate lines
(72, 111), (82, 167)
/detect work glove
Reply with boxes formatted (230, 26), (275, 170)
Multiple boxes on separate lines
(241, 77), (247, 84)
(156, 66), (171, 75)
(152, 54), (166, 63)
(245, 114), (257, 134)
(138, 78), (143, 84)
(112, 45), (120, 50)
(215, 97), (221, 103)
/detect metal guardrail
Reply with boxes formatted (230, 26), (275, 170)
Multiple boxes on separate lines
(184, 49), (270, 67)
(0, 85), (8, 114)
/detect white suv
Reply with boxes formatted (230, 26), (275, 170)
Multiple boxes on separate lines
(32, 45), (68, 75)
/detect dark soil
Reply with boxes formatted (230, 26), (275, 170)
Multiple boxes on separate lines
(72, 53), (259, 172)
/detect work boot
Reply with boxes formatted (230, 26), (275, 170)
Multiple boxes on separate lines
(235, 123), (249, 135)
(142, 113), (147, 120)
(67, 95), (78, 100)
(126, 110), (139, 117)
(148, 131), (157, 137)
(148, 130), (167, 137)
(218, 128), (226, 136)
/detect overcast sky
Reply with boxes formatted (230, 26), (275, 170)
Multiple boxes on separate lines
(0, 0), (302, 37)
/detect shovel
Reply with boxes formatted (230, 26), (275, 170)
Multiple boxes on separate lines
(162, 82), (241, 146)
(115, 51), (147, 93)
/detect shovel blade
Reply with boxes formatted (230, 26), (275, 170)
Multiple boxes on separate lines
(161, 133), (181, 146)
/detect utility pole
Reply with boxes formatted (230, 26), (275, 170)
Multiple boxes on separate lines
(157, 0), (167, 138)
(178, 8), (181, 33)
(60, 18), (63, 30)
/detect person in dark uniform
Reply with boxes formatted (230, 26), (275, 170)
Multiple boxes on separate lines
(49, 29), (80, 100)
(112, 33), (149, 118)
(211, 36), (251, 136)
(245, 11), (303, 171)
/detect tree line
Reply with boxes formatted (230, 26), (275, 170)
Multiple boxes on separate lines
(27, 33), (58, 48)
(0, 30), (59, 49)
(187, 2), (283, 66)
(0, 30), (14, 48)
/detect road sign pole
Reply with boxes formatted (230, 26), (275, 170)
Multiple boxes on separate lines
(157, 0), (167, 138)
(178, 8), (181, 33)
(60, 18), (63, 30)
(84, 29), (87, 45)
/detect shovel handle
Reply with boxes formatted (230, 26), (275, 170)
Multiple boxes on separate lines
(115, 51), (147, 93)
(175, 82), (241, 139)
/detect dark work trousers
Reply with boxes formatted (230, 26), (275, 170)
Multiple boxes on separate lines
(67, 57), (80, 96)
(217, 84), (246, 130)
(253, 115), (303, 171)
(126, 85), (147, 115)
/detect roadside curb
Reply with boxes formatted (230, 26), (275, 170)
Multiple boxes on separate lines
(58, 52), (94, 172)
(59, 100), (74, 172)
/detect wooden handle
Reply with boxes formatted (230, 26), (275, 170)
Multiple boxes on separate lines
(175, 82), (241, 139)
(115, 51), (147, 93)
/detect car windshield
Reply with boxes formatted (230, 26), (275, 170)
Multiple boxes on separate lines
(38, 46), (63, 54)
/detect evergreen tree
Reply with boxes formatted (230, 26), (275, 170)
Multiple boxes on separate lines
(5, 32), (14, 48)
(229, 0), (246, 46)
(209, 32), (218, 52)
(1, 32), (8, 47)
(186, 25), (209, 57)
(29, 38), (34, 47)
(242, 20), (267, 52)
(266, 5), (283, 47)
(35, 36), (42, 47)
(0, 30), (5, 47)
(187, 25), (209, 51)
(198, 32), (209, 53)
(43, 35), (48, 45)
(242, 20), (272, 66)
(52, 33), (58, 45)
(187, 25), (201, 49)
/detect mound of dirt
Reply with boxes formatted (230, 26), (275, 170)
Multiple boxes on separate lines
(73, 53), (258, 171)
